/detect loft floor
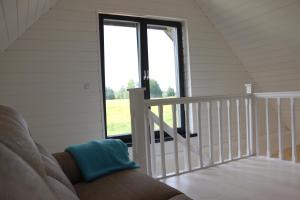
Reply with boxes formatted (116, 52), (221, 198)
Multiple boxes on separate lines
(161, 157), (300, 200)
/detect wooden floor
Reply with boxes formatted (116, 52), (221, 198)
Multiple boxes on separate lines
(161, 157), (300, 200)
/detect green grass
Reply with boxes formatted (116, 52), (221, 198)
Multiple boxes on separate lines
(106, 99), (173, 136)
(106, 99), (131, 136)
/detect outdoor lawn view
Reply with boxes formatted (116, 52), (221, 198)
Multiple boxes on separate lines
(104, 21), (179, 136)
(105, 80), (175, 135)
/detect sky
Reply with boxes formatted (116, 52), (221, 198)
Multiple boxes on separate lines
(104, 25), (178, 92)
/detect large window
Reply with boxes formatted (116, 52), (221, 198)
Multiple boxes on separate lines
(99, 14), (185, 143)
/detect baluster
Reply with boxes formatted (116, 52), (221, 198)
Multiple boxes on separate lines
(236, 99), (241, 158)
(172, 104), (179, 174)
(129, 100), (137, 162)
(197, 102), (203, 168)
(207, 101), (213, 165)
(277, 98), (283, 160)
(217, 101), (224, 163)
(185, 103), (192, 171)
(265, 98), (270, 157)
(245, 98), (250, 156)
(249, 97), (254, 155)
(144, 106), (152, 176)
(290, 98), (297, 162)
(245, 84), (253, 155)
(255, 98), (259, 156)
(158, 105), (166, 177)
(227, 99), (232, 160)
(149, 111), (156, 177)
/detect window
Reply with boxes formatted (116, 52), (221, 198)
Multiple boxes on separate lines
(99, 14), (185, 144)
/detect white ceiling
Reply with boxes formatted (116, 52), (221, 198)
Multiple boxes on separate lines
(196, 0), (300, 92)
(0, 0), (58, 51)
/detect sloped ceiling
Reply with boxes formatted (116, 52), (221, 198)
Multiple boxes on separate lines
(197, 0), (300, 92)
(1, 0), (299, 92)
(0, 0), (58, 51)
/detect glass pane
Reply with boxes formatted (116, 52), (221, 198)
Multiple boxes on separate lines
(104, 20), (140, 136)
(147, 25), (181, 127)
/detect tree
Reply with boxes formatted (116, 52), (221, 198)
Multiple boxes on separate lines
(127, 79), (135, 89)
(115, 86), (128, 99)
(105, 87), (115, 100)
(165, 87), (175, 97)
(150, 79), (162, 98)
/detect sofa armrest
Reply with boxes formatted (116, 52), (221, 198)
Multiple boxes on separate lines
(169, 194), (193, 200)
(53, 152), (84, 185)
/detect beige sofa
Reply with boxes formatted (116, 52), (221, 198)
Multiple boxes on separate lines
(0, 105), (191, 200)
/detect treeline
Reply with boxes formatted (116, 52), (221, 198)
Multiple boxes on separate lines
(106, 79), (175, 100)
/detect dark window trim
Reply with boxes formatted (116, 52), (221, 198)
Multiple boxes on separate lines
(99, 13), (187, 145)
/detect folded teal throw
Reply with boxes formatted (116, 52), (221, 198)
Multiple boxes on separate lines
(66, 139), (139, 182)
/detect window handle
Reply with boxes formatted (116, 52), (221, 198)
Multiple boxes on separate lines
(146, 70), (149, 80)
(143, 70), (147, 80)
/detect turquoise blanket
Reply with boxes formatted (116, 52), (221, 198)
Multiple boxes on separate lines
(66, 139), (139, 182)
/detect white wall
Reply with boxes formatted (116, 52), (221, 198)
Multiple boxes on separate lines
(197, 0), (300, 148)
(198, 0), (300, 92)
(0, 0), (251, 152)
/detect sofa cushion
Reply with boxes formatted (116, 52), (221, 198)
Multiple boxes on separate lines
(0, 105), (79, 200)
(36, 143), (77, 193)
(0, 143), (56, 200)
(46, 176), (80, 200)
(0, 106), (45, 176)
(74, 169), (182, 200)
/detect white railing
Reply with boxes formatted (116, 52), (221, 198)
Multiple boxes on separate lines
(128, 86), (300, 178)
(254, 91), (300, 162)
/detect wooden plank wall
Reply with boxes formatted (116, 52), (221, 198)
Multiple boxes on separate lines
(198, 0), (300, 91)
(198, 0), (300, 146)
(0, 0), (57, 51)
(0, 0), (252, 152)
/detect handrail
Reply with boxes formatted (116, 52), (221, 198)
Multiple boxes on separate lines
(128, 85), (300, 179)
(144, 94), (254, 178)
(144, 94), (249, 106)
(254, 91), (300, 98)
(254, 90), (299, 163)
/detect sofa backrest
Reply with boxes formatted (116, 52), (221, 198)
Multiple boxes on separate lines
(0, 105), (79, 200)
